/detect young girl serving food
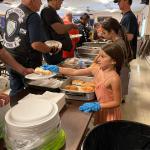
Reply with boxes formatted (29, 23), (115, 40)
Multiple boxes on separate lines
(42, 43), (124, 125)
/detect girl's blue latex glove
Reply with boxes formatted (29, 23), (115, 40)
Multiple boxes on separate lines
(79, 102), (101, 112)
(42, 64), (59, 73)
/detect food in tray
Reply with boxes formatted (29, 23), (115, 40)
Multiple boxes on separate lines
(63, 80), (95, 92)
(81, 81), (95, 87)
(72, 80), (85, 86)
(34, 67), (52, 75)
(64, 85), (78, 91)
(80, 86), (95, 92)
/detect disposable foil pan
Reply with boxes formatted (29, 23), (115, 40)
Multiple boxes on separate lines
(77, 46), (101, 54)
(83, 41), (107, 47)
(60, 76), (96, 101)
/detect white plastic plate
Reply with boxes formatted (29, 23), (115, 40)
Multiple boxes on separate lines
(70, 34), (82, 39)
(45, 40), (62, 49)
(25, 72), (57, 80)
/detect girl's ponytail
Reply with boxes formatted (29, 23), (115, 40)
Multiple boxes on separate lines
(102, 18), (133, 63)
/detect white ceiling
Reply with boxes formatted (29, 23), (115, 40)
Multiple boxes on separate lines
(60, 0), (145, 14)
(0, 0), (146, 15)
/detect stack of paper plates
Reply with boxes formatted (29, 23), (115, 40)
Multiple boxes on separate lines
(18, 92), (66, 112)
(5, 99), (65, 150)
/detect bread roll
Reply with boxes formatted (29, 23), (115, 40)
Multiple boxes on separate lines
(82, 82), (95, 87)
(80, 86), (94, 92)
(34, 67), (52, 75)
(42, 70), (52, 75)
(34, 67), (43, 74)
(72, 80), (85, 86)
(64, 85), (78, 91)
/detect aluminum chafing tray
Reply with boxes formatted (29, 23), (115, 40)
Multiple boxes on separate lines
(77, 52), (98, 60)
(76, 46), (101, 60)
(76, 46), (101, 54)
(60, 76), (96, 101)
(83, 41), (107, 47)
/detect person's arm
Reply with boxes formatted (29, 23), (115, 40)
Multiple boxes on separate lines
(41, 8), (77, 35)
(59, 67), (92, 76)
(124, 16), (137, 41)
(28, 13), (59, 53)
(0, 92), (10, 107)
(100, 75), (121, 109)
(31, 42), (56, 53)
(51, 23), (77, 35)
(0, 47), (34, 75)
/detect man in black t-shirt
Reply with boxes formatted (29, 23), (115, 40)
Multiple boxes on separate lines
(0, 42), (34, 106)
(3, 0), (59, 96)
(114, 0), (139, 59)
(0, 0), (32, 76)
(41, 0), (77, 64)
(0, 42), (33, 76)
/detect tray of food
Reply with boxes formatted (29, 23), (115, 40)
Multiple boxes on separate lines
(60, 76), (96, 101)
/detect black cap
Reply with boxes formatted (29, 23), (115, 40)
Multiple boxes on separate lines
(114, 0), (118, 3)
(80, 13), (90, 20)
(114, 0), (132, 5)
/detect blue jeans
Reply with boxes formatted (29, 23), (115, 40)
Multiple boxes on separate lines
(7, 67), (25, 96)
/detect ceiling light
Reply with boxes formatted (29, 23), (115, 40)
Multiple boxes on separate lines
(94, 0), (113, 4)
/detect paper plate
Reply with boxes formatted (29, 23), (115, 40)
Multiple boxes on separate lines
(5, 99), (59, 127)
(10, 100), (53, 123)
(25, 72), (57, 80)
(45, 40), (62, 49)
(70, 34), (82, 39)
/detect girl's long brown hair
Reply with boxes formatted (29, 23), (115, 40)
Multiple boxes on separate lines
(101, 17), (133, 62)
(101, 43), (124, 74)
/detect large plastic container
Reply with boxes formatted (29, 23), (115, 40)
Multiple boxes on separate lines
(82, 120), (150, 150)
